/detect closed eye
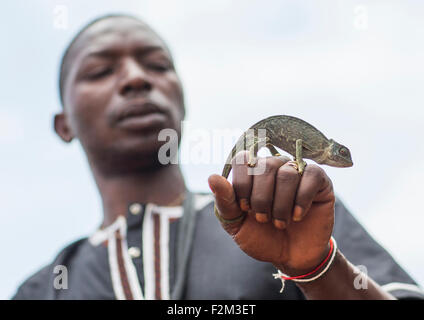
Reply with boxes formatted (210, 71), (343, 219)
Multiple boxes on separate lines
(86, 67), (114, 80)
(146, 63), (171, 72)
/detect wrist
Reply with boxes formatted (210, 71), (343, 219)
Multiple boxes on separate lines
(274, 239), (332, 277)
(272, 237), (337, 293)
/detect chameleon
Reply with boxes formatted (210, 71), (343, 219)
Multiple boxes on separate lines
(215, 114), (353, 224)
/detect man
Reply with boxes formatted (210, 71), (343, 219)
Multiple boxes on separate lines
(13, 14), (423, 300)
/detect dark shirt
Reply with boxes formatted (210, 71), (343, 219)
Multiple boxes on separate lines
(12, 194), (424, 300)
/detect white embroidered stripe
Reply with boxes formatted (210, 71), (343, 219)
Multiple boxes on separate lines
(88, 194), (215, 300)
(89, 215), (126, 246)
(120, 228), (144, 299)
(149, 203), (185, 300)
(160, 213), (171, 300)
(108, 231), (125, 300)
(88, 194), (213, 246)
(142, 203), (155, 300)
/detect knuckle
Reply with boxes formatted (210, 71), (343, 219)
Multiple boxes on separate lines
(328, 178), (334, 190)
(323, 177), (334, 194)
(259, 158), (280, 175)
(276, 166), (299, 183)
(232, 151), (249, 166)
(304, 164), (326, 183)
(266, 156), (285, 169)
(277, 155), (291, 163)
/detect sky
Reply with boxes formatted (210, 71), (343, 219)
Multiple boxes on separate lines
(1, 0), (423, 299)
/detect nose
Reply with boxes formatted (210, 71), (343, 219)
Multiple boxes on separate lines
(119, 57), (152, 97)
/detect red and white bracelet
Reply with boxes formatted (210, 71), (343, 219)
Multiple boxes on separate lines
(273, 236), (338, 293)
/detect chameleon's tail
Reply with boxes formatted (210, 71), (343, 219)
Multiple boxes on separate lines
(221, 143), (239, 178)
(221, 129), (258, 179)
(221, 163), (232, 179)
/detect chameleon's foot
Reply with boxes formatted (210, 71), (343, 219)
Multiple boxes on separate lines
(297, 160), (307, 175)
(295, 139), (306, 175)
(288, 159), (306, 175)
(287, 161), (298, 171)
(266, 144), (281, 157)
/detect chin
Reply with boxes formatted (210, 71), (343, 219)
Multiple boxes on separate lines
(327, 160), (353, 168)
(122, 135), (177, 159)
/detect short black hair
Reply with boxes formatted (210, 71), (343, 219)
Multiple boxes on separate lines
(58, 14), (147, 107)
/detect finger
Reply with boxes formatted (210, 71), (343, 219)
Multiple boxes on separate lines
(231, 151), (253, 211)
(250, 156), (286, 223)
(271, 161), (301, 229)
(275, 155), (291, 163)
(292, 164), (333, 222)
(208, 174), (243, 223)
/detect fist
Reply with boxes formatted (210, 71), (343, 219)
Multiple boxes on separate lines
(208, 151), (335, 275)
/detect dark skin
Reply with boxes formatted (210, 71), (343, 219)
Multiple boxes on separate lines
(210, 155), (395, 299)
(55, 17), (186, 226)
(55, 16), (394, 299)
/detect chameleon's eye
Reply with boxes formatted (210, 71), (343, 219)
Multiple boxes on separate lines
(339, 147), (348, 156)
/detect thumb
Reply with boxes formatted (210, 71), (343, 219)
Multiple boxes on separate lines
(208, 174), (243, 223)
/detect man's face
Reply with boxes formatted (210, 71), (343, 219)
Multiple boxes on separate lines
(59, 17), (184, 168)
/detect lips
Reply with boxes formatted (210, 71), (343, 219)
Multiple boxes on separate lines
(115, 101), (168, 131)
(118, 101), (163, 121)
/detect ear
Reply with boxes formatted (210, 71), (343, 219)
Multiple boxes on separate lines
(54, 112), (74, 143)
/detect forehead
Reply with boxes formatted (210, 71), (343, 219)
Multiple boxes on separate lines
(70, 17), (171, 62)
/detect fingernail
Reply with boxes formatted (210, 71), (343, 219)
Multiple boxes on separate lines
(273, 219), (287, 230)
(255, 213), (269, 223)
(239, 199), (250, 211)
(293, 205), (304, 221)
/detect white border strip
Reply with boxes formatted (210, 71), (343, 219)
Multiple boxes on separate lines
(108, 231), (125, 300)
(194, 194), (214, 212)
(89, 216), (126, 246)
(142, 203), (155, 300)
(118, 220), (144, 300)
(160, 213), (170, 300)
(155, 205), (183, 219)
(90, 194), (214, 300)
(381, 282), (424, 295)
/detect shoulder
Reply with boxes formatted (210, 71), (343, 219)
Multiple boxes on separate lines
(12, 237), (88, 300)
(333, 196), (424, 299)
(193, 192), (215, 213)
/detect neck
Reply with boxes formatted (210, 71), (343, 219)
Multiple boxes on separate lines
(92, 163), (186, 228)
